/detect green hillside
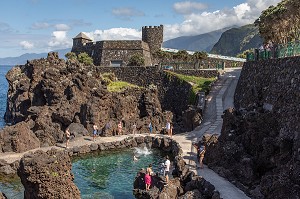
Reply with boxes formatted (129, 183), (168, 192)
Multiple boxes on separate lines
(210, 24), (263, 56)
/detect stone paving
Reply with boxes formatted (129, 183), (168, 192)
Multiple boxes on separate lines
(0, 67), (249, 199)
(173, 67), (250, 199)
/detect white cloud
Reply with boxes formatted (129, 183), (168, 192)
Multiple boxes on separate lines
(86, 28), (141, 41)
(31, 22), (50, 30)
(48, 31), (72, 48)
(164, 0), (281, 40)
(112, 7), (145, 20)
(173, 1), (207, 15)
(20, 41), (34, 49)
(54, 24), (70, 31)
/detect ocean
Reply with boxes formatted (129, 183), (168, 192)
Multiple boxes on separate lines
(0, 65), (12, 129)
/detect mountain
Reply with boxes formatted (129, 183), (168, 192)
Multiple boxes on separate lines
(210, 24), (263, 56)
(163, 26), (236, 52)
(0, 48), (71, 65)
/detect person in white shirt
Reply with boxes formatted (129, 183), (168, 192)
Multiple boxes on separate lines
(164, 155), (171, 184)
(166, 121), (171, 136)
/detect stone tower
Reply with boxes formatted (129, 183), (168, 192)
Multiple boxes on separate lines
(71, 32), (92, 53)
(142, 25), (163, 54)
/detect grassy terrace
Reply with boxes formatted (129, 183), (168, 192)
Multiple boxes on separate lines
(166, 71), (217, 104)
(107, 81), (140, 92)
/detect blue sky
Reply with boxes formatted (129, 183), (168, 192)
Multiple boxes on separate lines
(0, 0), (281, 58)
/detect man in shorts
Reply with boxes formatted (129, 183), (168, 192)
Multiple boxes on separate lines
(164, 155), (170, 184)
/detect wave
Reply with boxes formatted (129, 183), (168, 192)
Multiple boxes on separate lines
(133, 146), (152, 157)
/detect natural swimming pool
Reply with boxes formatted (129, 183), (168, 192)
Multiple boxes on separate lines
(0, 147), (168, 199)
(72, 147), (168, 199)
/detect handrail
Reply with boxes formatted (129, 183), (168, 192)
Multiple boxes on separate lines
(246, 40), (300, 61)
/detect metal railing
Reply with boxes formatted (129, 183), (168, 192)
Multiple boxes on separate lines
(247, 40), (300, 61)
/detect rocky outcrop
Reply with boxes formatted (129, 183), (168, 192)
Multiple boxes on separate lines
(17, 149), (80, 199)
(0, 121), (40, 152)
(206, 57), (300, 199)
(1, 52), (171, 152)
(133, 154), (220, 199)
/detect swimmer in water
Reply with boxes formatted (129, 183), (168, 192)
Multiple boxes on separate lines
(133, 155), (138, 161)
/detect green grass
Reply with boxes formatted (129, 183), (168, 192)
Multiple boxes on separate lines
(107, 81), (140, 92)
(167, 71), (216, 104)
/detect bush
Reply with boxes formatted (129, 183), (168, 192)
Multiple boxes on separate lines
(77, 52), (94, 65)
(128, 54), (145, 66)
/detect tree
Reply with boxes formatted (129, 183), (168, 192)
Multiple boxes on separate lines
(255, 0), (300, 44)
(192, 51), (207, 69)
(128, 54), (145, 66)
(65, 52), (77, 60)
(77, 52), (94, 65)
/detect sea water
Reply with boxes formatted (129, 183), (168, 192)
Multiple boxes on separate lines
(0, 65), (11, 129)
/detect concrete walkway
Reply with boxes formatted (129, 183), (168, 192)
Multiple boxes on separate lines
(173, 67), (250, 199)
(0, 67), (249, 198)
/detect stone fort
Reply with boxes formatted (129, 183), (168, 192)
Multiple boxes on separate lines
(71, 25), (163, 66)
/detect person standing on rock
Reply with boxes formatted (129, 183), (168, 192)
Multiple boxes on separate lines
(145, 168), (152, 191)
(93, 124), (98, 141)
(164, 155), (170, 184)
(166, 121), (170, 136)
(170, 123), (173, 138)
(148, 122), (153, 135)
(118, 121), (122, 135)
(132, 123), (137, 136)
(65, 128), (70, 148)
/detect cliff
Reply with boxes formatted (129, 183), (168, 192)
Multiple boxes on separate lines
(210, 24), (263, 56)
(206, 57), (300, 198)
(1, 52), (170, 152)
(1, 52), (216, 153)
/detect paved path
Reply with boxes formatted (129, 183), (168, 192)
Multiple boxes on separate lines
(173, 67), (250, 199)
(0, 67), (249, 198)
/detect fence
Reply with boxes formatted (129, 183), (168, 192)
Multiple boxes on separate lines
(247, 40), (300, 61)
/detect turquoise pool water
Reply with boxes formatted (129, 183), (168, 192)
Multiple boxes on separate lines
(72, 147), (168, 199)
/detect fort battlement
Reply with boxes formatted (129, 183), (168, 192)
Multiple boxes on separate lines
(72, 25), (164, 66)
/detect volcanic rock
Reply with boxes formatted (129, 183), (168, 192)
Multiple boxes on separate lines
(17, 149), (80, 199)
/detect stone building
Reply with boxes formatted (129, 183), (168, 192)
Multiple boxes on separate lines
(71, 25), (163, 66)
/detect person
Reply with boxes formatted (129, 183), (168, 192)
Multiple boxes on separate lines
(133, 155), (138, 162)
(132, 123), (137, 136)
(170, 123), (173, 138)
(148, 122), (153, 135)
(164, 155), (170, 184)
(193, 142), (206, 169)
(166, 121), (170, 136)
(92, 124), (98, 141)
(159, 163), (165, 176)
(65, 128), (70, 148)
(145, 168), (152, 191)
(198, 144), (206, 169)
(117, 121), (122, 135)
(147, 164), (154, 176)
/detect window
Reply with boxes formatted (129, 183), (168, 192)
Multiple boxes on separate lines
(110, 60), (123, 67)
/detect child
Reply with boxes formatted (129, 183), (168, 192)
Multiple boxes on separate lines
(145, 169), (152, 191)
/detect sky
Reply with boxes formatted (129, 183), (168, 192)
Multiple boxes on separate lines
(0, 0), (281, 58)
